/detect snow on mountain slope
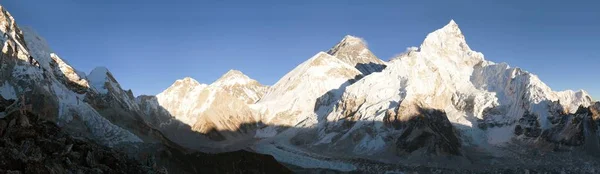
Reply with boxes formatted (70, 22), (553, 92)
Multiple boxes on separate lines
(257, 52), (363, 127)
(139, 69), (269, 143)
(155, 77), (207, 125)
(212, 69), (268, 104)
(256, 34), (390, 128)
(87, 67), (139, 111)
(154, 70), (267, 127)
(305, 20), (594, 157)
(0, 5), (142, 146)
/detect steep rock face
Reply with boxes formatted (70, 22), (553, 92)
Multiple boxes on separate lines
(0, 104), (159, 174)
(0, 6), (141, 147)
(87, 67), (138, 111)
(327, 35), (386, 75)
(84, 67), (175, 144)
(536, 102), (600, 154)
(394, 106), (462, 156)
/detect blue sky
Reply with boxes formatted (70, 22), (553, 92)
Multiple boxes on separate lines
(3, 0), (599, 98)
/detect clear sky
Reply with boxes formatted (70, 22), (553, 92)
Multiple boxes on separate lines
(3, 0), (599, 98)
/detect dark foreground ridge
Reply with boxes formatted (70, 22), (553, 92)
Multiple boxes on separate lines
(0, 96), (291, 174)
(0, 98), (155, 173)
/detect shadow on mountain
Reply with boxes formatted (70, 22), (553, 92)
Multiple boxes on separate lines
(4, 30), (600, 173)
(212, 106), (600, 173)
(313, 62), (387, 123)
(47, 57), (88, 94)
(8, 54), (600, 173)
(355, 62), (387, 76)
(0, 99), (155, 173)
(0, 38), (291, 173)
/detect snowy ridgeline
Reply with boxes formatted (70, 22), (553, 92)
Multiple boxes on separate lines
(1, 4), (597, 172)
(0, 7), (142, 147)
(245, 20), (595, 171)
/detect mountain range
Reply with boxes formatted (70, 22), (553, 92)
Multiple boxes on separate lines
(0, 4), (599, 173)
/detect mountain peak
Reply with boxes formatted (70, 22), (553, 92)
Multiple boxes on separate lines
(87, 66), (121, 94)
(88, 67), (112, 83)
(222, 69), (247, 78)
(419, 19), (470, 53)
(175, 77), (200, 86)
(446, 19), (458, 28)
(327, 35), (386, 75)
(214, 69), (254, 86)
(340, 35), (366, 46)
(438, 19), (462, 36)
(328, 35), (367, 53)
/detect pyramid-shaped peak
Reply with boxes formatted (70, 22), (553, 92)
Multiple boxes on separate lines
(222, 69), (247, 78)
(87, 66), (122, 94)
(90, 66), (110, 75)
(327, 35), (369, 55)
(218, 69), (251, 80)
(447, 19), (458, 27)
(175, 77), (200, 86)
(214, 69), (255, 86)
(340, 35), (366, 46)
(88, 67), (112, 82)
(419, 19), (470, 53)
(440, 19), (461, 33)
(326, 35), (385, 74)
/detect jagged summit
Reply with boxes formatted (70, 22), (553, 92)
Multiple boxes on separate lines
(88, 67), (119, 85)
(420, 20), (470, 53)
(339, 35), (366, 46)
(218, 69), (249, 80)
(327, 36), (367, 55)
(4, 2), (597, 172)
(327, 35), (386, 75)
(90, 66), (109, 74)
(87, 67), (114, 94)
(214, 69), (256, 86)
(175, 77), (201, 86)
(446, 19), (459, 30)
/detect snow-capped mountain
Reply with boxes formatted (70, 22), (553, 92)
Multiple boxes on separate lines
(3, 1), (597, 172)
(257, 52), (363, 126)
(248, 20), (599, 172)
(327, 35), (386, 75)
(134, 20), (597, 172)
(139, 69), (268, 142)
(257, 36), (386, 127)
(153, 77), (208, 126)
(0, 6), (142, 147)
(300, 20), (595, 155)
(0, 5), (290, 173)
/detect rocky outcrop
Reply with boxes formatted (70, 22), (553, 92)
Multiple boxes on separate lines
(392, 106), (462, 156)
(0, 102), (159, 174)
(0, 4), (292, 173)
(537, 102), (600, 154)
(0, 96), (291, 174)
